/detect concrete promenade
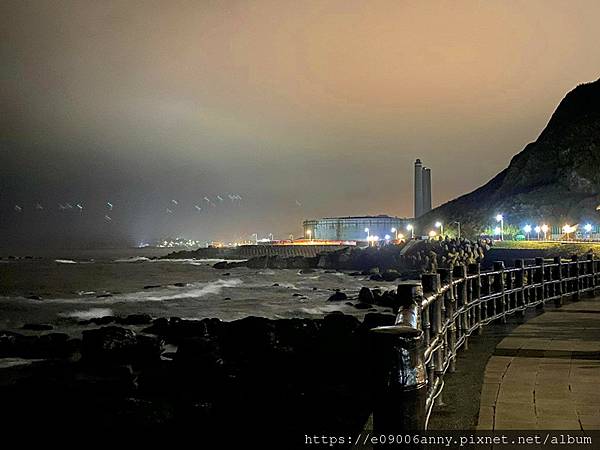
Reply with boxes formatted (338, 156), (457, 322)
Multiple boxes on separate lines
(477, 298), (600, 430)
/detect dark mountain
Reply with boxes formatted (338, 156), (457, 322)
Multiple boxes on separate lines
(420, 78), (600, 236)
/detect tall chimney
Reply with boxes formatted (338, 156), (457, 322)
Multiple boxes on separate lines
(423, 167), (432, 214)
(414, 159), (423, 218)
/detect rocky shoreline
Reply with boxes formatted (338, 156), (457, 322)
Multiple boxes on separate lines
(1, 309), (398, 439)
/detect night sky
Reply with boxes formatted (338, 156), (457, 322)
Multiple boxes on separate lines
(2, 1), (600, 247)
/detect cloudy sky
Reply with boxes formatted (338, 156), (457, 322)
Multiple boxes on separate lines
(2, 0), (600, 246)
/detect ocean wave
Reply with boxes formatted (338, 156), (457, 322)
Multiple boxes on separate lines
(55, 259), (77, 264)
(298, 305), (349, 315)
(272, 282), (298, 290)
(113, 256), (151, 263)
(61, 307), (113, 320)
(142, 278), (244, 301)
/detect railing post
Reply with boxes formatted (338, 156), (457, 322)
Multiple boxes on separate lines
(371, 282), (427, 432)
(453, 265), (469, 350)
(535, 257), (545, 309)
(572, 255), (580, 300)
(438, 268), (454, 373)
(493, 261), (506, 322)
(553, 257), (563, 306)
(468, 263), (482, 335)
(422, 273), (443, 406)
(515, 259), (525, 316)
(587, 253), (595, 295)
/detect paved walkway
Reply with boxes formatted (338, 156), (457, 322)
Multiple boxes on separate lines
(477, 298), (600, 430)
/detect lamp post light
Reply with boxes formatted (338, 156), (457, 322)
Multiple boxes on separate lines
(541, 224), (549, 241)
(494, 226), (501, 238)
(585, 223), (593, 240)
(534, 226), (541, 240)
(435, 221), (444, 237)
(523, 224), (532, 240)
(495, 214), (504, 241)
(562, 224), (573, 241)
(364, 227), (370, 241)
(406, 224), (414, 239)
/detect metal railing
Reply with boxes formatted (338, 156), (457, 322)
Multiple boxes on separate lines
(370, 254), (599, 432)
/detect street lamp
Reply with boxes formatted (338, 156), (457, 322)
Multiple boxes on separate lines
(391, 227), (398, 240)
(435, 221), (443, 237)
(562, 224), (575, 241)
(534, 226), (541, 240)
(364, 227), (370, 240)
(406, 224), (414, 239)
(585, 223), (593, 240)
(495, 214), (504, 241)
(541, 224), (549, 240)
(523, 224), (532, 240)
(384, 234), (391, 242)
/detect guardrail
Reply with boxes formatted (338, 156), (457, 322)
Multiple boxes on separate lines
(370, 254), (599, 432)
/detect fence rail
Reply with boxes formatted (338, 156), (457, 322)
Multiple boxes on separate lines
(370, 254), (599, 432)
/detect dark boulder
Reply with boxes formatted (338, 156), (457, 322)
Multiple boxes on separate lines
(82, 326), (163, 364)
(358, 287), (374, 304)
(353, 302), (372, 310)
(381, 269), (400, 282)
(118, 314), (153, 325)
(327, 291), (348, 301)
(22, 323), (53, 331)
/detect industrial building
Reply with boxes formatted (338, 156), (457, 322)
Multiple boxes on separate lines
(302, 215), (409, 242)
(414, 158), (432, 218)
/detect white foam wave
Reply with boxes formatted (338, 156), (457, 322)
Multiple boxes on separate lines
(299, 305), (349, 315)
(114, 256), (151, 263)
(134, 278), (244, 301)
(55, 259), (77, 264)
(61, 307), (113, 320)
(275, 283), (298, 290)
(258, 269), (276, 275)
